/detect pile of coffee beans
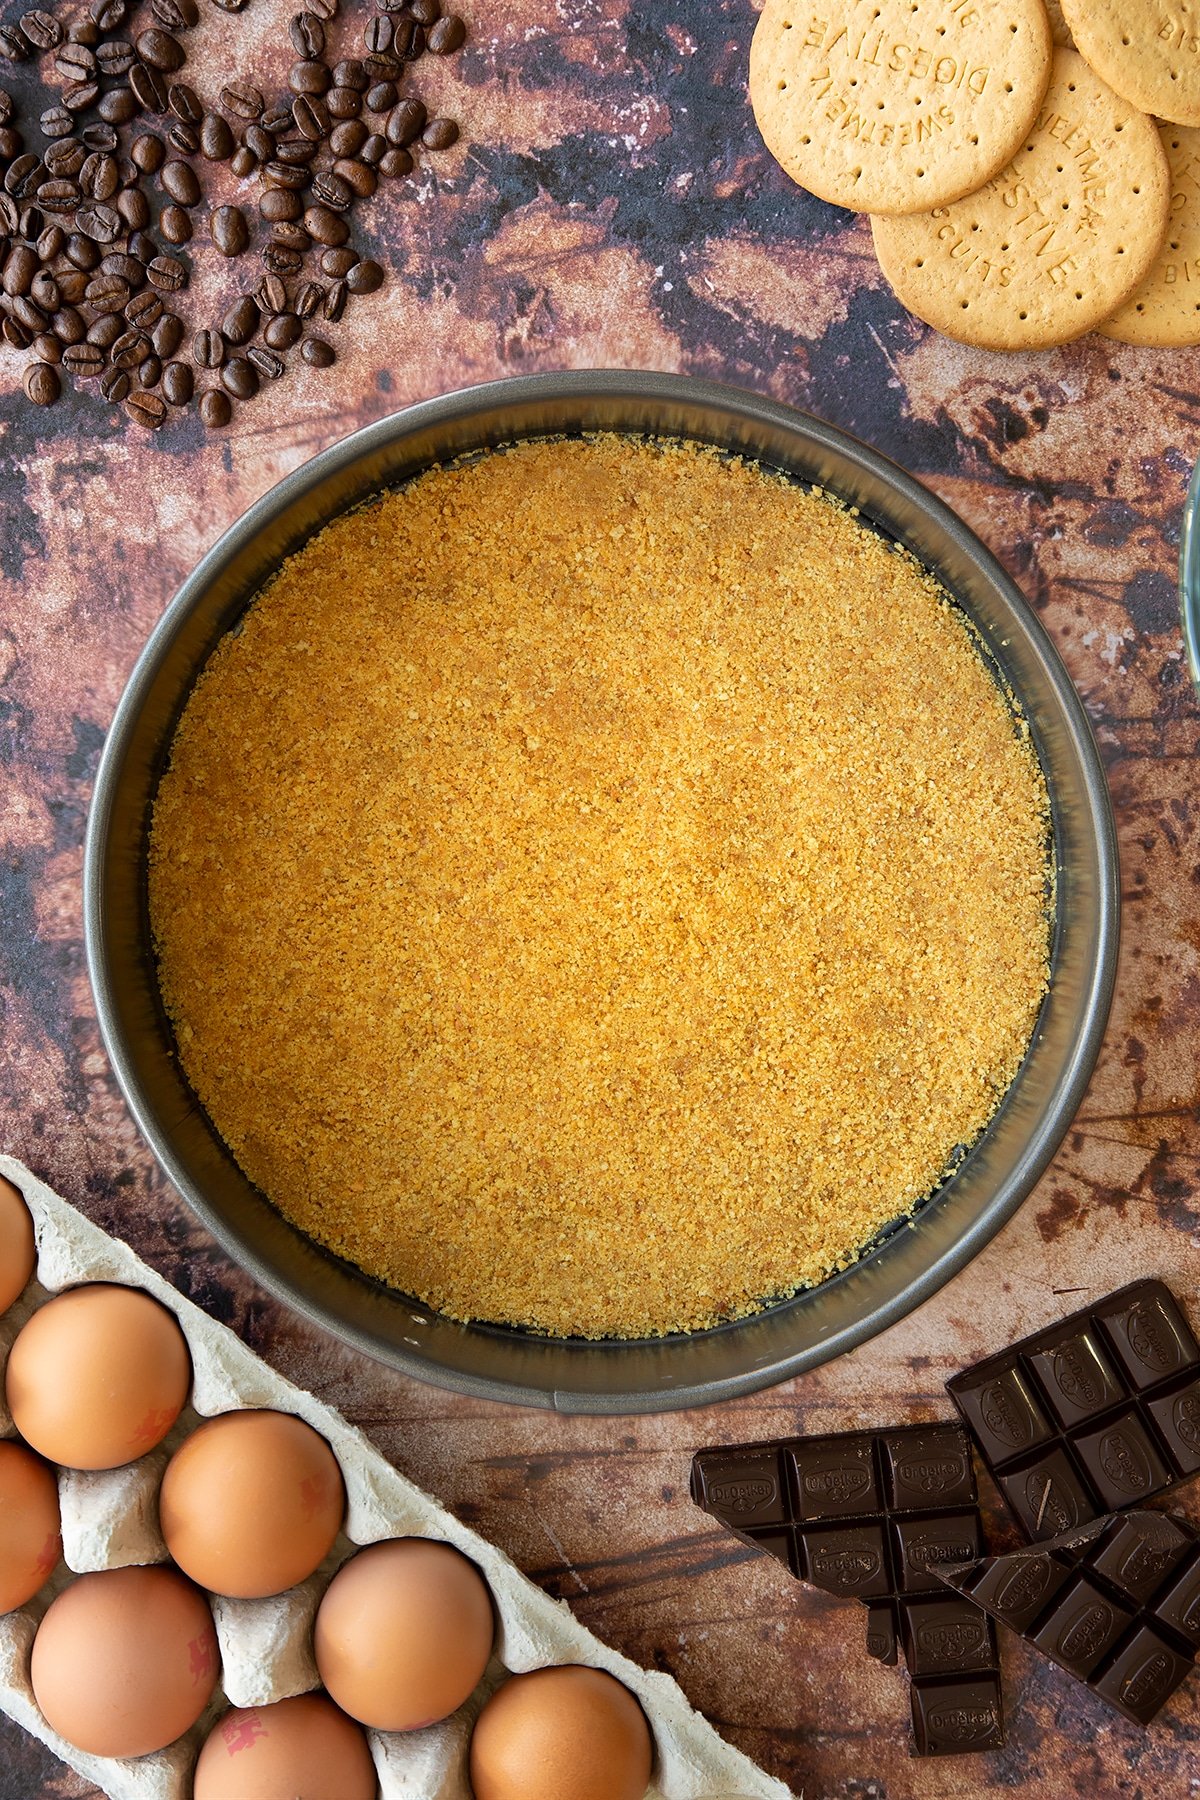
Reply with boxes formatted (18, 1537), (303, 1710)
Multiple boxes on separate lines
(0, 0), (465, 427)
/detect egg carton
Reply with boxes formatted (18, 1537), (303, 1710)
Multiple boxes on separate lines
(0, 1156), (790, 1800)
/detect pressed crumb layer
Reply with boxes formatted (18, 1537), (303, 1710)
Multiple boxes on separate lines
(150, 436), (1051, 1339)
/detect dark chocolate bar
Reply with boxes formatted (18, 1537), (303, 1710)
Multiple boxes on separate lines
(692, 1424), (1004, 1755)
(939, 1510), (1200, 1726)
(947, 1280), (1200, 1541)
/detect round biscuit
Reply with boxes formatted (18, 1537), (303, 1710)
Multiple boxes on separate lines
(871, 49), (1170, 350)
(748, 0), (1053, 217)
(1101, 124), (1200, 345)
(1058, 0), (1200, 127)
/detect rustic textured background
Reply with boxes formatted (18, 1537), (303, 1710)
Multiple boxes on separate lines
(3, 0), (1200, 1794)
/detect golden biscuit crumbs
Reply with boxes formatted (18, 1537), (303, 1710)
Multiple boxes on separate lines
(149, 435), (1051, 1338)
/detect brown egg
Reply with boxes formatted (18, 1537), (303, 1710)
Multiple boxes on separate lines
(160, 1409), (346, 1598)
(0, 1174), (36, 1314)
(314, 1538), (493, 1731)
(469, 1665), (654, 1800)
(193, 1694), (377, 1800)
(5, 1282), (191, 1470)
(31, 1564), (219, 1757)
(0, 1440), (61, 1613)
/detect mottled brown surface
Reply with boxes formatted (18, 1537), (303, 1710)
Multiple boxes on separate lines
(1, 1), (1199, 1795)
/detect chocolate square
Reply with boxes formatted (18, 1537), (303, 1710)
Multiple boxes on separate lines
(1087, 1514), (1191, 1605)
(1097, 1287), (1200, 1389)
(786, 1435), (878, 1520)
(951, 1365), (1052, 1466)
(880, 1426), (975, 1510)
(866, 1600), (898, 1665)
(1155, 1551), (1200, 1649)
(901, 1595), (997, 1678)
(1029, 1325), (1125, 1428)
(747, 1528), (797, 1575)
(1030, 1576), (1132, 1678)
(998, 1447), (1097, 1539)
(1146, 1377), (1200, 1476)
(800, 1523), (891, 1599)
(1091, 1624), (1194, 1725)
(909, 1674), (1005, 1756)
(1073, 1415), (1170, 1510)
(691, 1448), (786, 1529)
(965, 1550), (1071, 1632)
(893, 1512), (983, 1594)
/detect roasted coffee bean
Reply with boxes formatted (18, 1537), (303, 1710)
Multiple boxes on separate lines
(169, 82), (202, 124)
(101, 251), (144, 286)
(377, 147), (410, 179)
(346, 257), (383, 295)
(364, 15), (392, 53)
(151, 310), (181, 355)
(255, 270), (287, 312)
(96, 38), (136, 75)
(229, 145), (256, 178)
(289, 58), (330, 95)
(33, 330), (61, 363)
(291, 277), (323, 317)
(192, 325), (224, 366)
(98, 88), (138, 125)
(76, 201), (122, 242)
(63, 340), (104, 377)
(21, 8), (62, 49)
(411, 0), (441, 22)
(198, 112), (232, 159)
(10, 294), (45, 331)
(0, 92), (11, 127)
(221, 354), (257, 397)
(36, 223), (65, 262)
(116, 186), (149, 229)
(16, 202), (42, 237)
(0, 124), (23, 157)
(334, 156), (375, 197)
(30, 269), (59, 310)
(160, 357), (191, 404)
(390, 17), (418, 58)
(303, 204), (347, 246)
(385, 97), (425, 147)
(63, 79), (100, 112)
(45, 138), (86, 177)
(91, 0), (128, 28)
(129, 62), (167, 112)
(427, 13), (464, 53)
(322, 276), (345, 320)
(111, 326), (151, 368)
(274, 134), (317, 166)
(138, 352), (160, 385)
(263, 309), (301, 348)
(3, 244), (36, 297)
(262, 158), (306, 189)
(86, 271), (130, 311)
(320, 245), (357, 278)
(270, 221), (309, 252)
(159, 201), (191, 243)
(199, 386), (230, 425)
(5, 153), (41, 197)
(332, 56), (366, 89)
(147, 253), (186, 291)
(99, 363), (130, 401)
(136, 28), (184, 71)
(359, 132), (385, 166)
(221, 293), (258, 343)
(86, 310), (122, 347)
(131, 132), (165, 173)
(55, 269), (88, 304)
(1, 316), (30, 346)
(247, 344), (282, 378)
(290, 10), (324, 56)
(167, 122), (198, 154)
(329, 118), (366, 157)
(291, 93), (329, 139)
(261, 103), (294, 133)
(0, 26), (32, 62)
(41, 105), (75, 139)
(152, 0), (198, 29)
(64, 233), (99, 271)
(221, 81), (263, 120)
(209, 0), (248, 10)
(160, 158), (199, 205)
(37, 179), (80, 215)
(210, 203), (248, 256)
(126, 289), (163, 329)
(67, 15), (100, 44)
(24, 359), (59, 405)
(262, 239), (302, 275)
(0, 193), (17, 233)
(301, 333), (334, 367)
(56, 41), (96, 79)
(366, 81), (396, 113)
(260, 186), (300, 223)
(79, 151), (118, 199)
(422, 116), (459, 150)
(243, 123), (273, 160)
(125, 388), (166, 427)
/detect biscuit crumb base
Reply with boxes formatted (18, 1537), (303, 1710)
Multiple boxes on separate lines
(149, 437), (1051, 1339)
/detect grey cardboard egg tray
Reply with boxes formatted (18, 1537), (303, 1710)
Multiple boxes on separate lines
(0, 1157), (788, 1800)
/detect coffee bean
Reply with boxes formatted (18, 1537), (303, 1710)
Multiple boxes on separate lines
(45, 138), (85, 178)
(131, 132), (164, 173)
(169, 82), (202, 124)
(67, 13), (100, 41)
(76, 201), (122, 242)
(21, 7), (61, 48)
(64, 233), (99, 271)
(116, 186), (150, 229)
(159, 201), (192, 243)
(210, 0), (248, 11)
(0, 192), (17, 232)
(55, 41), (96, 79)
(383, 96), (424, 146)
(193, 113), (229, 161)
(366, 81), (396, 113)
(63, 340), (104, 377)
(156, 357), (190, 404)
(136, 28), (184, 71)
(390, 18), (418, 59)
(111, 326), (151, 368)
(291, 93), (329, 139)
(0, 26), (32, 62)
(37, 223), (65, 261)
(329, 118), (366, 157)
(260, 186), (301, 223)
(255, 270), (287, 312)
(139, 353), (161, 386)
(5, 154), (42, 197)
(165, 121), (196, 154)
(322, 276), (346, 320)
(221, 354), (257, 398)
(411, 0), (441, 21)
(262, 159), (307, 189)
(359, 132), (385, 166)
(347, 258), (384, 295)
(0, 90), (11, 127)
(128, 227), (157, 261)
(41, 106), (75, 138)
(160, 158), (199, 204)
(365, 50), (403, 80)
(126, 289), (163, 328)
(130, 62), (167, 112)
(274, 135), (317, 166)
(307, 0), (337, 18)
(3, 244), (35, 297)
(86, 272), (129, 312)
(378, 147), (410, 179)
(422, 117), (458, 150)
(24, 359), (59, 405)
(98, 88), (138, 125)
(16, 202), (42, 237)
(270, 221), (309, 252)
(261, 239), (301, 275)
(1, 317), (31, 347)
(192, 325), (224, 366)
(334, 156), (376, 197)
(125, 388), (166, 427)
(229, 145), (256, 179)
(11, 294), (46, 332)
(79, 151), (118, 199)
(99, 364), (130, 401)
(292, 277), (323, 317)
(364, 15), (392, 53)
(96, 39), (136, 76)
(0, 123), (28, 155)
(247, 344), (283, 378)
(222, 293), (258, 343)
(199, 386), (230, 425)
(290, 11), (325, 56)
(221, 81), (263, 120)
(211, 203), (248, 256)
(289, 58), (330, 95)
(65, 80), (102, 112)
(320, 245), (357, 278)
(332, 56), (367, 89)
(427, 13), (464, 53)
(101, 251), (144, 286)
(301, 334), (334, 367)
(86, 310), (122, 347)
(37, 178), (80, 215)
(55, 272), (85, 312)
(33, 331), (61, 363)
(263, 309), (301, 348)
(30, 270), (59, 310)
(152, 0), (198, 28)
(151, 310), (182, 355)
(146, 253), (186, 290)
(91, 0), (128, 28)
(261, 103), (294, 133)
(243, 124), (273, 160)
(303, 204), (347, 246)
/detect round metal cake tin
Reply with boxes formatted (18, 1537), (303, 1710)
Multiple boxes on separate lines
(85, 371), (1120, 1414)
